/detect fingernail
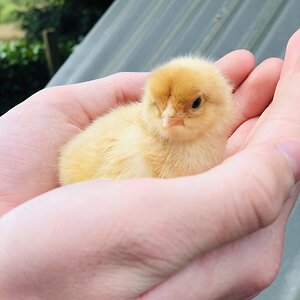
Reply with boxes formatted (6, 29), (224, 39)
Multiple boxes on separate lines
(277, 139), (300, 182)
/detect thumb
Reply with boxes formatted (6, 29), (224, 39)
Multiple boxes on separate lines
(133, 140), (300, 271)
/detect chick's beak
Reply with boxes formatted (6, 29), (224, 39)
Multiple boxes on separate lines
(161, 101), (184, 128)
(162, 117), (184, 128)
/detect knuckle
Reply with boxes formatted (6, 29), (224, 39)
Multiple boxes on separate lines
(109, 224), (173, 275)
(250, 263), (280, 294)
(236, 252), (282, 298)
(105, 183), (175, 273)
(247, 172), (279, 228)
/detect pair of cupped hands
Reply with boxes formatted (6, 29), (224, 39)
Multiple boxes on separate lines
(1, 30), (300, 300)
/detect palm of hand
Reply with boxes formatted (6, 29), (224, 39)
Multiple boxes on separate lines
(0, 74), (146, 212)
(0, 42), (299, 299)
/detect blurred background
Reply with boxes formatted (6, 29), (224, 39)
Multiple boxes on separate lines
(0, 0), (114, 115)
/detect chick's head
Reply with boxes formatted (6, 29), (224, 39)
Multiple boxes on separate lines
(143, 57), (235, 142)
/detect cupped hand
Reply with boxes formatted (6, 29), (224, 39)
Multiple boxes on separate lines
(1, 30), (300, 300)
(145, 30), (300, 299)
(0, 48), (276, 215)
(0, 71), (148, 214)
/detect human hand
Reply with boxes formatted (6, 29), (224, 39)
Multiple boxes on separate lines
(146, 30), (300, 299)
(0, 71), (148, 215)
(0, 47), (276, 215)
(1, 30), (300, 299)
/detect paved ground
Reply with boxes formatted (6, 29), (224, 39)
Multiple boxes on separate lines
(0, 23), (25, 40)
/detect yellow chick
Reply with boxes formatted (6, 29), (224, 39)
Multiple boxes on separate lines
(58, 56), (235, 185)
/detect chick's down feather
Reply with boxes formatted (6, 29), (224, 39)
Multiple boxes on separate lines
(59, 56), (235, 185)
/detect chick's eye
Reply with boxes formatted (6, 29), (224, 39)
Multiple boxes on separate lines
(192, 97), (202, 109)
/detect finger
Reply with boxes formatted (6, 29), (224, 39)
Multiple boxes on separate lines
(215, 49), (255, 90)
(143, 194), (299, 300)
(70, 50), (254, 121)
(42, 50), (255, 124)
(42, 72), (149, 122)
(124, 140), (300, 285)
(69, 49), (255, 112)
(246, 29), (300, 145)
(72, 71), (149, 105)
(226, 117), (258, 157)
(2, 141), (299, 299)
(232, 58), (282, 132)
(281, 28), (300, 79)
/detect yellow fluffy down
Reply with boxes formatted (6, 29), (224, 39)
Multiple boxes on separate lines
(58, 56), (235, 185)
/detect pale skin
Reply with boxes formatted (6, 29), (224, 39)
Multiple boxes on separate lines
(1, 29), (300, 299)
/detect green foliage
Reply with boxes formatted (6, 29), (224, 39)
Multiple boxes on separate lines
(11, 0), (46, 6)
(0, 0), (113, 115)
(19, 0), (113, 43)
(0, 1), (19, 23)
(0, 39), (77, 114)
(0, 40), (49, 114)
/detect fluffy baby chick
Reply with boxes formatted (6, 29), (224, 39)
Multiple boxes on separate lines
(59, 56), (235, 185)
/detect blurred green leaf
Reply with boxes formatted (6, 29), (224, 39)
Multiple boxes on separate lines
(18, 0), (113, 43)
(0, 40), (74, 114)
(0, 1), (19, 23)
(0, 0), (113, 115)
